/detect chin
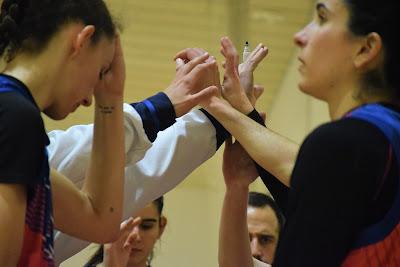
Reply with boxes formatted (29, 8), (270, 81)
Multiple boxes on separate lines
(297, 81), (310, 95)
(43, 107), (69, 120)
(128, 255), (146, 266)
(298, 82), (325, 101)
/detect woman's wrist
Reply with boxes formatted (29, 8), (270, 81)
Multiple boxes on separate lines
(225, 182), (250, 193)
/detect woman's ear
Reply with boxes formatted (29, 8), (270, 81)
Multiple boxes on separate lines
(158, 216), (167, 238)
(354, 32), (383, 70)
(70, 25), (96, 58)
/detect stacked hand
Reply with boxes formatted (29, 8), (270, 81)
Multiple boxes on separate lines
(238, 42), (268, 106)
(223, 137), (259, 188)
(172, 38), (268, 115)
(164, 51), (220, 117)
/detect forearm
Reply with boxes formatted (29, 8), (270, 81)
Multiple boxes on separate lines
(207, 100), (298, 186)
(219, 185), (253, 267)
(247, 110), (290, 215)
(83, 97), (125, 238)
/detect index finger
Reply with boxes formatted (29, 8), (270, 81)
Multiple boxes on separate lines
(174, 48), (207, 62)
(180, 52), (212, 75)
(244, 43), (268, 70)
(220, 37), (239, 76)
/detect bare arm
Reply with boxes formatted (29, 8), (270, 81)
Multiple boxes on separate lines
(52, 37), (125, 243)
(220, 185), (253, 267)
(208, 98), (297, 186)
(0, 184), (26, 266)
(219, 138), (258, 267)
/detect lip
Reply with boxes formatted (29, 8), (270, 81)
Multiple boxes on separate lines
(130, 248), (143, 254)
(297, 57), (305, 73)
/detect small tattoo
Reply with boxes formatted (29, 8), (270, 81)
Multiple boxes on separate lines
(98, 105), (115, 114)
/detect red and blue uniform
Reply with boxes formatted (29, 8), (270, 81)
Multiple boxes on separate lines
(0, 74), (54, 267)
(342, 104), (400, 266)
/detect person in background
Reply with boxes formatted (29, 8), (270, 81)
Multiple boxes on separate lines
(85, 197), (166, 267)
(247, 192), (284, 265)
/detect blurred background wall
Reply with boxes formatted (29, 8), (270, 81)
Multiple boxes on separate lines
(45, 0), (330, 266)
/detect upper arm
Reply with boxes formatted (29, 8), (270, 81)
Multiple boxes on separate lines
(0, 96), (44, 264)
(0, 183), (26, 266)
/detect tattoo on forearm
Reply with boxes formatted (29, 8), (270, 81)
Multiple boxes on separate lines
(98, 105), (115, 114)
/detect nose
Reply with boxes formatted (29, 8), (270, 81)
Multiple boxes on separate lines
(132, 226), (142, 243)
(81, 95), (93, 107)
(250, 238), (262, 259)
(293, 23), (309, 47)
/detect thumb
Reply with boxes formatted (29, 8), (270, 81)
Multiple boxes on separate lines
(190, 86), (219, 106)
(253, 84), (264, 100)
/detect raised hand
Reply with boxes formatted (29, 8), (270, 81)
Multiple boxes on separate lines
(103, 217), (142, 267)
(239, 43), (268, 106)
(222, 110), (266, 189)
(220, 37), (253, 114)
(164, 52), (220, 117)
(174, 47), (209, 63)
(223, 137), (259, 189)
(94, 35), (125, 102)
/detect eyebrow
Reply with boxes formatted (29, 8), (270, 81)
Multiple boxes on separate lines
(258, 233), (275, 238)
(141, 218), (157, 223)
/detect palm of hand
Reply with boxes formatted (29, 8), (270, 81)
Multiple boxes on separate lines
(94, 36), (125, 99)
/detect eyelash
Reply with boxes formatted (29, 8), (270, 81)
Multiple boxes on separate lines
(140, 224), (155, 230)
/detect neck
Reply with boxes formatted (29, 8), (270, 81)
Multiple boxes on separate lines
(327, 85), (392, 120)
(2, 39), (67, 111)
(327, 89), (360, 120)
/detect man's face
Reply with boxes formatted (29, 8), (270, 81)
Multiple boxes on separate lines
(247, 205), (279, 264)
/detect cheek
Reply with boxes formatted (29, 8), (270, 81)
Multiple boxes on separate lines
(141, 230), (160, 247)
(300, 34), (350, 97)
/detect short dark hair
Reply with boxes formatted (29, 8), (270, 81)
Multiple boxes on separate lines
(248, 192), (285, 232)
